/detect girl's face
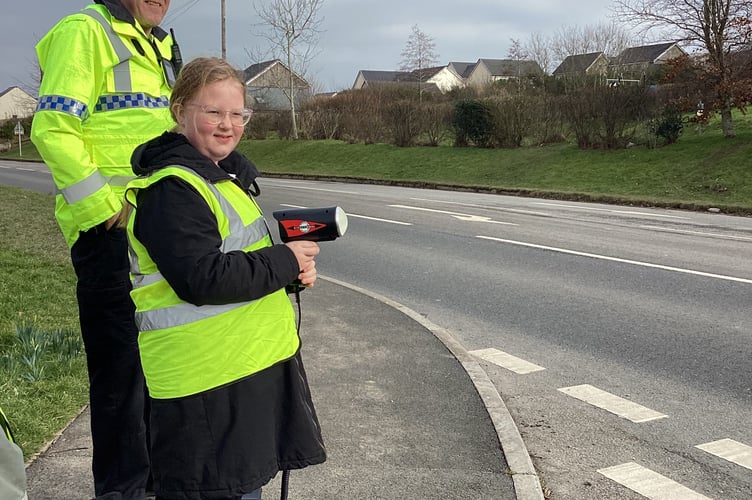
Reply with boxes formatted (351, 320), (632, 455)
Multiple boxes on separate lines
(178, 79), (246, 164)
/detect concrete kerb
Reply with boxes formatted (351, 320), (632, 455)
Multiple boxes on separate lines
(321, 275), (545, 500)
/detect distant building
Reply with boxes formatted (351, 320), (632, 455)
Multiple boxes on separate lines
(464, 58), (544, 87)
(552, 52), (610, 78)
(0, 87), (36, 121)
(609, 42), (686, 82)
(242, 60), (310, 111)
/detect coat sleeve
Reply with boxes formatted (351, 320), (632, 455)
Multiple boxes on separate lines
(133, 177), (300, 306)
(30, 15), (121, 230)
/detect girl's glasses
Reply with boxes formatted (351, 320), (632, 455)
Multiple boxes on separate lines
(186, 104), (252, 126)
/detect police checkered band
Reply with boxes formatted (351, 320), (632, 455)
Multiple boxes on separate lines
(95, 93), (170, 112)
(36, 95), (89, 119)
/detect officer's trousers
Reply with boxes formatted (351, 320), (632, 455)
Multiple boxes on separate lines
(71, 225), (150, 500)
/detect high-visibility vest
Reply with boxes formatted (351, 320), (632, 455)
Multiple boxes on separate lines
(0, 406), (26, 500)
(125, 166), (300, 399)
(0, 406), (14, 443)
(31, 4), (175, 248)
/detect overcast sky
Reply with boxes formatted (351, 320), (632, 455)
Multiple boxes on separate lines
(0, 0), (616, 95)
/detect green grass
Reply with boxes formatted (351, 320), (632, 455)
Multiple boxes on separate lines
(0, 187), (86, 460)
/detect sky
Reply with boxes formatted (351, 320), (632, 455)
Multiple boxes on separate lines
(0, 0), (615, 95)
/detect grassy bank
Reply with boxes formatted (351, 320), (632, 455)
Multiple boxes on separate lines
(0, 187), (86, 460)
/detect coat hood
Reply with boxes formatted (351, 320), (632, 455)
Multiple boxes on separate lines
(131, 132), (261, 189)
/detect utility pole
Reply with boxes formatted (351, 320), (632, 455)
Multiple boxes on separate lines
(221, 0), (227, 59)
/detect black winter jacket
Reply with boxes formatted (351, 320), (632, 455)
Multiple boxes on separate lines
(129, 132), (326, 499)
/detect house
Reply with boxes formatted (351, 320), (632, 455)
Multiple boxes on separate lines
(242, 59), (310, 111)
(609, 41), (686, 81)
(552, 52), (610, 78)
(0, 86), (36, 121)
(352, 64), (464, 94)
(465, 58), (544, 87)
(447, 61), (476, 80)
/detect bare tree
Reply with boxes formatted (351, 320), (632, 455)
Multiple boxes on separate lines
(550, 22), (635, 69)
(253, 0), (325, 139)
(524, 32), (552, 74)
(612, 0), (752, 137)
(399, 24), (440, 101)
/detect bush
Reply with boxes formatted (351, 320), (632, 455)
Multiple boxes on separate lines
(655, 105), (684, 145)
(452, 99), (494, 147)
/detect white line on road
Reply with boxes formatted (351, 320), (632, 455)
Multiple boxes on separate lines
(558, 384), (667, 423)
(533, 201), (690, 219)
(477, 236), (752, 284)
(408, 197), (552, 217)
(278, 204), (412, 226)
(469, 348), (545, 374)
(598, 462), (712, 499)
(390, 204), (518, 225)
(639, 225), (752, 242)
(696, 439), (752, 471)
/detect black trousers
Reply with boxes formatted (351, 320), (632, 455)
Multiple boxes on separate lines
(71, 225), (150, 500)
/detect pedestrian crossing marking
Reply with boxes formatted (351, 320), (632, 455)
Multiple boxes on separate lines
(696, 438), (752, 471)
(558, 384), (667, 423)
(469, 348), (545, 374)
(598, 462), (712, 499)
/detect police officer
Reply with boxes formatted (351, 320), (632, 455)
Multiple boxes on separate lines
(0, 407), (27, 500)
(30, 1), (179, 498)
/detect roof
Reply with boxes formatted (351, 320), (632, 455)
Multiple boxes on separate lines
(397, 66), (446, 82)
(242, 59), (309, 87)
(552, 52), (606, 76)
(448, 62), (476, 78)
(356, 70), (408, 83)
(478, 58), (543, 77)
(613, 42), (682, 65)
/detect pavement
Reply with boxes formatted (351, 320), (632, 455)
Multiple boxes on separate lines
(24, 277), (543, 500)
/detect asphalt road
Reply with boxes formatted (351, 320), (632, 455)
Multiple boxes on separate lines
(4, 162), (751, 499)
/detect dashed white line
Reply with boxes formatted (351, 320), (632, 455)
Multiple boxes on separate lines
(640, 225), (752, 242)
(469, 348), (545, 374)
(598, 462), (712, 499)
(696, 439), (752, 471)
(558, 384), (667, 423)
(477, 236), (752, 284)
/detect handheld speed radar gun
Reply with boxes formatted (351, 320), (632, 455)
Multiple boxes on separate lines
(272, 206), (349, 243)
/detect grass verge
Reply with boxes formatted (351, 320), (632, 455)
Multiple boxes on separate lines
(0, 186), (86, 460)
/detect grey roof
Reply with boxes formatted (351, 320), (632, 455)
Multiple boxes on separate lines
(613, 42), (681, 65)
(243, 60), (277, 82)
(397, 66), (446, 82)
(478, 58), (543, 76)
(357, 70), (408, 83)
(448, 62), (476, 78)
(552, 52), (606, 75)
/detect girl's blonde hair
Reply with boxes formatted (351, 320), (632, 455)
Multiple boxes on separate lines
(169, 56), (247, 126)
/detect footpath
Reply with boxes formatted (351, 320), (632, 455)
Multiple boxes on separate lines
(25, 277), (542, 500)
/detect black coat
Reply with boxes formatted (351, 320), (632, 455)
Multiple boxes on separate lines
(130, 132), (326, 499)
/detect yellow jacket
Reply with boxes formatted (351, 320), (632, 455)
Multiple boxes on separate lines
(31, 3), (175, 247)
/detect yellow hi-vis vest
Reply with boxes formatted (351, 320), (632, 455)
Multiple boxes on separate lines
(125, 166), (300, 399)
(31, 4), (175, 248)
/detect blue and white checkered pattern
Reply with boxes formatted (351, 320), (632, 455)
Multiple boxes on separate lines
(36, 95), (89, 119)
(95, 93), (170, 112)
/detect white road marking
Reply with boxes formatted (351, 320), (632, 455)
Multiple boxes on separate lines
(533, 201), (689, 219)
(639, 225), (752, 242)
(477, 236), (752, 284)
(598, 462), (712, 499)
(264, 180), (361, 195)
(389, 204), (518, 225)
(696, 439), (752, 471)
(558, 384), (667, 423)
(469, 348), (545, 374)
(278, 204), (412, 226)
(408, 197), (552, 217)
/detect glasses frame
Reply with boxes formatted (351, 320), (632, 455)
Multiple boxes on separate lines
(185, 104), (253, 126)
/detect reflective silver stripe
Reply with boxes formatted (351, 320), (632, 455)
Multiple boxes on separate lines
(80, 8), (133, 92)
(106, 175), (136, 187)
(136, 301), (248, 332)
(132, 271), (164, 290)
(60, 170), (107, 204)
(202, 182), (270, 252)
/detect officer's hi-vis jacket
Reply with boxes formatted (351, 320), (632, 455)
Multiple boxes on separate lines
(31, 2), (176, 248)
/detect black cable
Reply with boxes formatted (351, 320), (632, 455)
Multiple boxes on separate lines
(280, 469), (290, 500)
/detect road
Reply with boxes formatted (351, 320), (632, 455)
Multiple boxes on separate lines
(4, 161), (751, 499)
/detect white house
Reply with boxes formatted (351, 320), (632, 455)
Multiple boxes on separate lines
(0, 87), (36, 121)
